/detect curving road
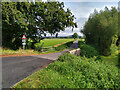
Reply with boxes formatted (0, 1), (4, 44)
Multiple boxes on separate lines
(2, 39), (79, 88)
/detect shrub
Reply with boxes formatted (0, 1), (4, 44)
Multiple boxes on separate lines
(80, 45), (98, 58)
(55, 41), (73, 51)
(57, 53), (79, 62)
(78, 41), (86, 48)
(34, 42), (44, 52)
(14, 53), (119, 88)
(95, 55), (103, 62)
(26, 41), (32, 49)
(48, 53), (119, 88)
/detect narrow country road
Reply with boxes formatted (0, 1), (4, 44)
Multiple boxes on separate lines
(2, 39), (79, 88)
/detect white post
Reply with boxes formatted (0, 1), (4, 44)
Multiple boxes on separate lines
(22, 34), (27, 50)
(23, 45), (25, 50)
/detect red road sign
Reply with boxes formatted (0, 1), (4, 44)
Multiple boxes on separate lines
(22, 34), (27, 40)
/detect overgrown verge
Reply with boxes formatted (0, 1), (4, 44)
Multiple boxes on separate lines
(13, 53), (119, 88)
(2, 40), (73, 56)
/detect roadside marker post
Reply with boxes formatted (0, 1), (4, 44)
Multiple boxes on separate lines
(22, 35), (27, 50)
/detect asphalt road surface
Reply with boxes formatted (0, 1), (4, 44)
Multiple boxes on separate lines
(2, 56), (54, 88)
(2, 39), (79, 88)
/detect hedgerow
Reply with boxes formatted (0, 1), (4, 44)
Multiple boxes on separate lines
(80, 44), (98, 58)
(55, 41), (73, 51)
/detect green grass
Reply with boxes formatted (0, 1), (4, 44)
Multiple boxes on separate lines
(13, 53), (119, 88)
(101, 55), (118, 66)
(41, 38), (74, 47)
(2, 48), (40, 55)
(101, 50), (119, 68)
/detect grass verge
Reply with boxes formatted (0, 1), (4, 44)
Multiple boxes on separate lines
(1, 39), (74, 56)
(13, 53), (119, 88)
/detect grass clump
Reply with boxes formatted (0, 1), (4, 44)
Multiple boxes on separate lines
(13, 53), (119, 88)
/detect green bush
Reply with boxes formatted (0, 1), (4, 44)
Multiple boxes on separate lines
(55, 45), (67, 51)
(55, 41), (73, 51)
(80, 45), (98, 58)
(26, 41), (32, 49)
(57, 53), (79, 62)
(34, 42), (44, 52)
(48, 53), (119, 88)
(78, 41), (86, 48)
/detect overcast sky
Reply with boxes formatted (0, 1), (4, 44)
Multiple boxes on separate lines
(46, 1), (118, 36)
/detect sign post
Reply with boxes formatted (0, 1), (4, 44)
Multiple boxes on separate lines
(22, 35), (27, 50)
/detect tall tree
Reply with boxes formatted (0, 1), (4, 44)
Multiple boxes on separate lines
(81, 7), (118, 55)
(72, 33), (78, 39)
(2, 2), (77, 49)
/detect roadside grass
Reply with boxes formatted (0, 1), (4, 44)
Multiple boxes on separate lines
(2, 48), (40, 55)
(1, 39), (75, 55)
(101, 45), (119, 68)
(101, 53), (119, 67)
(13, 53), (119, 88)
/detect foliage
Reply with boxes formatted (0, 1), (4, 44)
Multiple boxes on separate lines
(101, 54), (119, 68)
(34, 42), (44, 52)
(80, 44), (98, 58)
(72, 33), (78, 39)
(116, 36), (120, 46)
(117, 7), (120, 46)
(55, 41), (73, 51)
(2, 2), (77, 49)
(81, 7), (118, 56)
(78, 41), (86, 47)
(13, 53), (119, 88)
(56, 33), (58, 38)
(119, 53), (120, 68)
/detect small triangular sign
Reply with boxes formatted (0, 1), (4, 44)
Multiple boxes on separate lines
(22, 34), (27, 39)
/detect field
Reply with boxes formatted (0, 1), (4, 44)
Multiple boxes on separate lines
(39, 39), (74, 47)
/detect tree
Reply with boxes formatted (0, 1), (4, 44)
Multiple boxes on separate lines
(72, 33), (78, 39)
(81, 7), (118, 56)
(2, 2), (77, 49)
(116, 4), (120, 46)
(56, 33), (58, 38)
